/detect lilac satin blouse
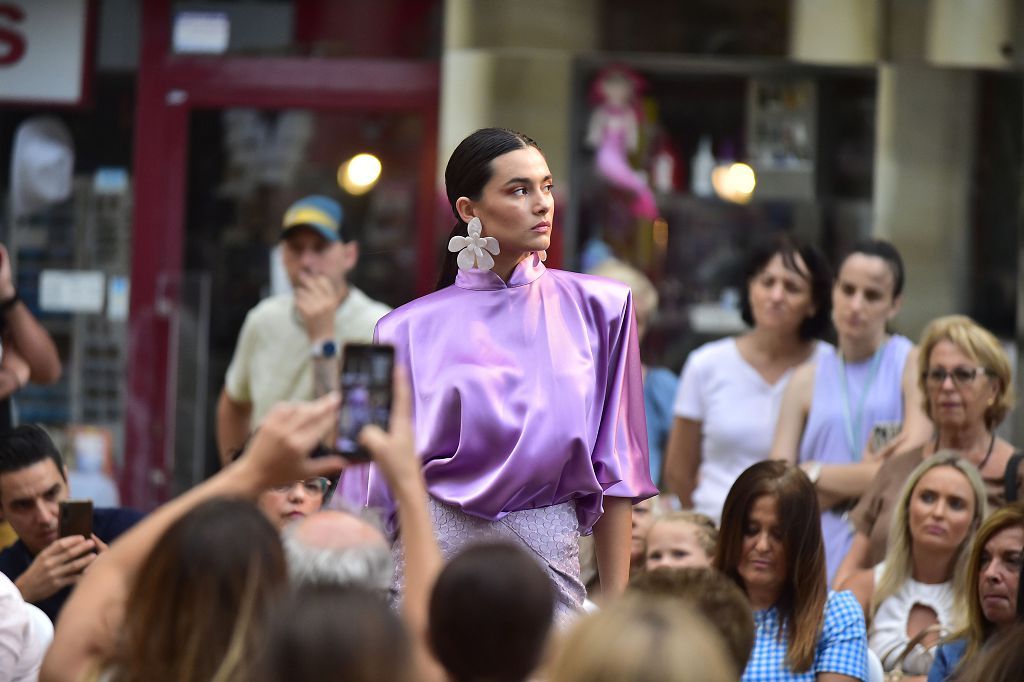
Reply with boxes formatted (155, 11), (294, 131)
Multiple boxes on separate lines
(356, 253), (656, 534)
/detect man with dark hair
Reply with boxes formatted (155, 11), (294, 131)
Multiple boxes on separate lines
(0, 424), (142, 622)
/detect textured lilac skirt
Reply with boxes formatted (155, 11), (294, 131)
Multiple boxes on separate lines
(391, 497), (586, 626)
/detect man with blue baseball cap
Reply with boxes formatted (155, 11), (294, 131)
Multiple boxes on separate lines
(216, 195), (391, 463)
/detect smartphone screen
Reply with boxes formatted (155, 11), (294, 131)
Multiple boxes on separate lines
(870, 421), (902, 452)
(335, 343), (394, 461)
(59, 500), (93, 539)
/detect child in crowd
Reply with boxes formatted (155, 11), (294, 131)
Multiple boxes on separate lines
(644, 511), (717, 571)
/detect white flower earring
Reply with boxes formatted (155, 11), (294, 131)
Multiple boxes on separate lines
(448, 217), (500, 272)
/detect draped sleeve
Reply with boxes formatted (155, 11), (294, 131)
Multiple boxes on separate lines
(339, 257), (656, 534)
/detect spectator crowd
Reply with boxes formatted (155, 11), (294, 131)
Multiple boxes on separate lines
(2, 131), (1024, 682)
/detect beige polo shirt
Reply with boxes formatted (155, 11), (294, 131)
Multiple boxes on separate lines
(224, 287), (391, 425)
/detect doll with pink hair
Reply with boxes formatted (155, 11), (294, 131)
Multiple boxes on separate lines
(586, 66), (659, 220)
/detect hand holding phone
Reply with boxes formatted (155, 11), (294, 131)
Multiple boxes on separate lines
(334, 343), (395, 462)
(869, 421), (902, 454)
(59, 500), (93, 539)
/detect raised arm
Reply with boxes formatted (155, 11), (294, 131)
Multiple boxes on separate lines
(770, 363), (814, 463)
(0, 245), (61, 385)
(216, 388), (253, 466)
(663, 417), (702, 508)
(359, 368), (444, 681)
(41, 395), (345, 682)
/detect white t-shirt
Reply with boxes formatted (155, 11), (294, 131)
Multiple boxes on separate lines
(673, 337), (830, 522)
(0, 572), (53, 682)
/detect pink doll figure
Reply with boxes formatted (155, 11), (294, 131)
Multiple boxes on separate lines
(586, 66), (659, 220)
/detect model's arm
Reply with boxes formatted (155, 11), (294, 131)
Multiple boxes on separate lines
(40, 394), (345, 682)
(0, 245), (61, 385)
(770, 363), (814, 463)
(663, 417), (702, 508)
(216, 389), (252, 466)
(593, 496), (632, 599)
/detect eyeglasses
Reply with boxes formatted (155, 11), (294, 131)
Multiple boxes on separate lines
(923, 367), (991, 387)
(270, 477), (330, 496)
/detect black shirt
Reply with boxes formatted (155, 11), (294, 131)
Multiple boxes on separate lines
(0, 506), (144, 622)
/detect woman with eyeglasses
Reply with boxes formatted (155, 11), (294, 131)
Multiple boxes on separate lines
(772, 240), (933, 583)
(834, 315), (1016, 588)
(256, 476), (330, 529)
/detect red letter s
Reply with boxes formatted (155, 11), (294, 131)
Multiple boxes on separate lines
(0, 4), (26, 67)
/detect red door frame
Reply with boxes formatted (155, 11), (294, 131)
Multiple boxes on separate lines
(125, 0), (439, 508)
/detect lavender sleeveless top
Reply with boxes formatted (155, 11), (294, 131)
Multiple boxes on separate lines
(798, 334), (913, 582)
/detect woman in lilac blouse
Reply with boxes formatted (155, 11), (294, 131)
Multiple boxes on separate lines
(365, 128), (657, 617)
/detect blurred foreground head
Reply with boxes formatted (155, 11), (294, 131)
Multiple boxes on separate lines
(547, 594), (736, 682)
(429, 541), (555, 682)
(260, 583), (412, 682)
(108, 498), (287, 682)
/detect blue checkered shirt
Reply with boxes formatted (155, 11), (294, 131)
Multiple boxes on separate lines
(742, 590), (868, 681)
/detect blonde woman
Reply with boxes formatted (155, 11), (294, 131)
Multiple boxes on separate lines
(835, 315), (1016, 587)
(840, 452), (987, 678)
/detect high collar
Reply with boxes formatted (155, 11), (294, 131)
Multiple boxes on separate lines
(454, 252), (547, 291)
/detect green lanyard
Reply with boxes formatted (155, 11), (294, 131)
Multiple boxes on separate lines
(838, 343), (885, 460)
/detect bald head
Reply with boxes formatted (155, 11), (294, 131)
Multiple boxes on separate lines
(291, 510), (387, 551)
(283, 511), (392, 590)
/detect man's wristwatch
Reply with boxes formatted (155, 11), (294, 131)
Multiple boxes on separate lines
(310, 340), (338, 359)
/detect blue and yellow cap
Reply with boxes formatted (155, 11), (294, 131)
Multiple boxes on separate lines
(281, 195), (344, 242)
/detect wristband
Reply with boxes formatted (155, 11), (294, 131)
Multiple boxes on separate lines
(0, 290), (19, 314)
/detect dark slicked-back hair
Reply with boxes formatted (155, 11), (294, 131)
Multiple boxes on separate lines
(437, 128), (544, 290)
(839, 239), (905, 299)
(738, 232), (833, 340)
(429, 541), (555, 682)
(0, 424), (65, 485)
(715, 460), (826, 673)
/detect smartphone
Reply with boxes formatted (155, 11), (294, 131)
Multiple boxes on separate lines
(334, 343), (395, 462)
(58, 500), (93, 539)
(870, 421), (902, 452)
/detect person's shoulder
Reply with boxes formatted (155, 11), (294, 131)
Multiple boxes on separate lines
(888, 334), (915, 357)
(344, 287), (392, 318)
(243, 294), (293, 323)
(690, 337), (739, 362)
(825, 589), (866, 625)
(0, 540), (27, 574)
(93, 507), (145, 540)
